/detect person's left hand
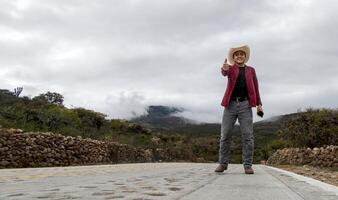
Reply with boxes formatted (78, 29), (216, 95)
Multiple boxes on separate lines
(257, 105), (263, 113)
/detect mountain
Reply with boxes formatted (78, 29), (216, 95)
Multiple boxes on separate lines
(130, 105), (198, 130)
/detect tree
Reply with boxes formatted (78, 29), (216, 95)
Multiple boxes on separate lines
(13, 87), (23, 97)
(33, 92), (64, 106)
(0, 89), (18, 104)
(73, 108), (107, 132)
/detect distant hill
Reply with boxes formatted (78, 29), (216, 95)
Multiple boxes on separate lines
(130, 105), (197, 130)
(131, 105), (298, 137)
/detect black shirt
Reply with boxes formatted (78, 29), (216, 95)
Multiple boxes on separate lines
(231, 67), (248, 100)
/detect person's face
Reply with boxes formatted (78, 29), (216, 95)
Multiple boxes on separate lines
(233, 51), (246, 64)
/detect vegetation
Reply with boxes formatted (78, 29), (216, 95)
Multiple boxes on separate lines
(1, 89), (337, 164)
(278, 108), (338, 148)
(0, 89), (191, 152)
(260, 108), (338, 159)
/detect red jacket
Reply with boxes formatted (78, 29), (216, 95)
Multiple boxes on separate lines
(221, 64), (262, 108)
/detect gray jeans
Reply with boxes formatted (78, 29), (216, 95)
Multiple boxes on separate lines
(219, 100), (254, 168)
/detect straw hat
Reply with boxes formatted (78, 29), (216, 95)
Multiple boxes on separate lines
(227, 45), (250, 65)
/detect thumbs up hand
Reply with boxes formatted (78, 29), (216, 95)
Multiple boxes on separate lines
(222, 58), (230, 71)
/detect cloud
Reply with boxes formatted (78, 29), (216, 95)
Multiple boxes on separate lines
(1, 0), (338, 123)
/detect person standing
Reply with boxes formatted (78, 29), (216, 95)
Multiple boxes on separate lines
(215, 45), (263, 174)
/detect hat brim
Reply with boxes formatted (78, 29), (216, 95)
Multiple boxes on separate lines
(227, 45), (250, 65)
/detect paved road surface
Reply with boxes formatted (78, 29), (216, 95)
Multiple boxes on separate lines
(0, 163), (337, 199)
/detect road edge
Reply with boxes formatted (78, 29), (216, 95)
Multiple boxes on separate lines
(264, 165), (338, 196)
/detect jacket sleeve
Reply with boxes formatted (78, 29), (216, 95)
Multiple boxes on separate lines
(221, 67), (229, 76)
(253, 69), (262, 106)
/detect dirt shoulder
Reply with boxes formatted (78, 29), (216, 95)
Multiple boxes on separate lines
(271, 164), (338, 187)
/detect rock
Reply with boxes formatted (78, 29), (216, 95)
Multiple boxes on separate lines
(7, 128), (23, 134)
(0, 128), (198, 168)
(0, 160), (10, 166)
(267, 146), (338, 169)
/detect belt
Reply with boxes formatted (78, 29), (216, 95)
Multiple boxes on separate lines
(231, 97), (248, 102)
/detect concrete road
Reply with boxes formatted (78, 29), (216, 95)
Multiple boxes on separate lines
(0, 163), (337, 200)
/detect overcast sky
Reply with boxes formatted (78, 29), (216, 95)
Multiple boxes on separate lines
(1, 0), (338, 123)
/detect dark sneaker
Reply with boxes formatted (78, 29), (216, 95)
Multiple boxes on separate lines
(244, 167), (254, 174)
(214, 164), (228, 173)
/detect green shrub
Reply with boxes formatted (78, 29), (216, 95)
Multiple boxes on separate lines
(279, 108), (338, 148)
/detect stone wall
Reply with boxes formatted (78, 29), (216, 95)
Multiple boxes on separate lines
(267, 145), (338, 168)
(0, 129), (199, 168)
